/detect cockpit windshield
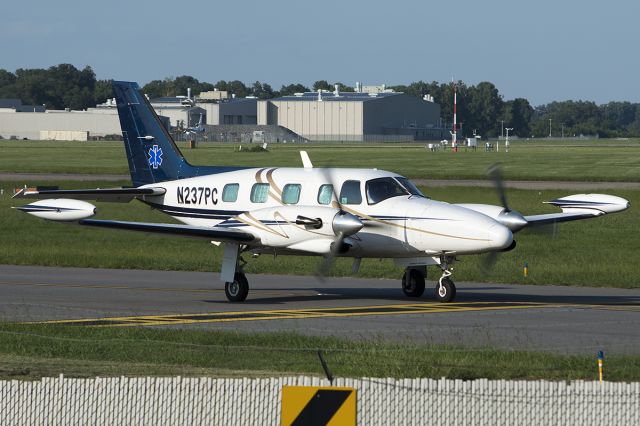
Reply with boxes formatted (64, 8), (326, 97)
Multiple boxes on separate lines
(365, 177), (409, 204)
(395, 177), (426, 198)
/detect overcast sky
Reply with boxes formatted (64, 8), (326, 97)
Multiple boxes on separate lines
(2, 0), (638, 106)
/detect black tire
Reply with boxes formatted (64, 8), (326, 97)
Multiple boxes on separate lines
(225, 272), (249, 302)
(435, 277), (456, 303)
(402, 269), (426, 297)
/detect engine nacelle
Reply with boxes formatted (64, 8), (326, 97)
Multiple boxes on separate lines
(231, 205), (362, 252)
(455, 203), (528, 232)
(455, 203), (506, 219)
(15, 199), (97, 222)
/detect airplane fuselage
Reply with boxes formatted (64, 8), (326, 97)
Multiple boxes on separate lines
(139, 166), (513, 258)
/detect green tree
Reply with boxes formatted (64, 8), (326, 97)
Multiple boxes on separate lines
(312, 80), (331, 91)
(94, 79), (114, 104)
(226, 80), (249, 98)
(333, 82), (354, 92)
(466, 82), (504, 137)
(251, 81), (276, 99)
(0, 69), (17, 98)
(279, 83), (310, 96)
(142, 78), (173, 98)
(503, 98), (533, 137)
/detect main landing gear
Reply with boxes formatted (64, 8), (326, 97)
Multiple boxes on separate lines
(402, 268), (426, 297)
(225, 272), (249, 302)
(401, 258), (457, 302)
(221, 243), (250, 302)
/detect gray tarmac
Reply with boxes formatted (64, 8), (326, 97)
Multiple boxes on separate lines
(1, 264), (639, 355)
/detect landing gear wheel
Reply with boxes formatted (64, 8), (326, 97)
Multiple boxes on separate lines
(402, 269), (425, 297)
(435, 277), (456, 303)
(225, 272), (249, 302)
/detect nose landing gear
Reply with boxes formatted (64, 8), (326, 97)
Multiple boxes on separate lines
(435, 269), (456, 303)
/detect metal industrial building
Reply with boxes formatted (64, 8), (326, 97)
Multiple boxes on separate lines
(257, 89), (442, 141)
(150, 91), (258, 129)
(0, 106), (121, 141)
(0, 93), (258, 141)
(0, 85), (444, 142)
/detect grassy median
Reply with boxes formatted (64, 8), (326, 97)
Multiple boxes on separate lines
(0, 323), (637, 381)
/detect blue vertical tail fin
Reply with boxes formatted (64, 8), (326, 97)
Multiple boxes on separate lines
(113, 81), (195, 186)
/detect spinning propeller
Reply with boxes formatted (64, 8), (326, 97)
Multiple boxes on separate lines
(315, 168), (364, 280)
(481, 164), (524, 274)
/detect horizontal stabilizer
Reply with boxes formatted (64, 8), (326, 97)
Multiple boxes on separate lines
(13, 187), (166, 202)
(78, 219), (256, 243)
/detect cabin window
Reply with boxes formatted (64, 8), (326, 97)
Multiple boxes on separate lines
(222, 183), (239, 202)
(339, 180), (362, 205)
(317, 184), (333, 205)
(365, 177), (409, 204)
(250, 183), (270, 203)
(282, 184), (301, 204)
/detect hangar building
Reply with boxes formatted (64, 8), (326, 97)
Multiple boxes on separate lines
(150, 91), (257, 129)
(257, 89), (442, 141)
(0, 100), (121, 141)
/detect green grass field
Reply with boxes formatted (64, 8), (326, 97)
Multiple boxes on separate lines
(2, 139), (640, 181)
(1, 180), (637, 288)
(1, 324), (637, 381)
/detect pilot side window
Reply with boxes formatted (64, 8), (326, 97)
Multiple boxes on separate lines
(222, 183), (239, 202)
(366, 177), (408, 204)
(339, 180), (362, 205)
(250, 183), (270, 203)
(282, 184), (301, 204)
(317, 184), (333, 205)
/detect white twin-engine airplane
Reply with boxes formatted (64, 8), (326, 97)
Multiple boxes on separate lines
(13, 81), (630, 303)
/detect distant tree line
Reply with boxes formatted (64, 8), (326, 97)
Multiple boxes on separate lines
(0, 64), (112, 111)
(2, 64), (640, 138)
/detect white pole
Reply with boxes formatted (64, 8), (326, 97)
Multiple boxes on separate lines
(505, 128), (513, 153)
(452, 82), (457, 151)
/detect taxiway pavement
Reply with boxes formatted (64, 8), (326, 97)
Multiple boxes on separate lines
(1, 264), (639, 354)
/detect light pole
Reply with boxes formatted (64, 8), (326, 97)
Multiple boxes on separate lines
(505, 128), (513, 152)
(561, 123), (565, 139)
(501, 120), (504, 139)
(548, 119), (552, 138)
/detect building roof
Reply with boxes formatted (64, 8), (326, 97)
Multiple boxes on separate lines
(0, 98), (45, 112)
(271, 91), (401, 102)
(0, 99), (22, 108)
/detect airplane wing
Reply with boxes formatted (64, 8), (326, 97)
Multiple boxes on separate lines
(13, 186), (166, 202)
(78, 219), (256, 243)
(523, 212), (595, 226)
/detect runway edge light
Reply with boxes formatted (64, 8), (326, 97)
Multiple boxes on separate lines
(597, 351), (604, 383)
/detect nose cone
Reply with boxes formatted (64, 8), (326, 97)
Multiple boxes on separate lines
(487, 224), (513, 250)
(498, 210), (529, 232)
(332, 212), (363, 236)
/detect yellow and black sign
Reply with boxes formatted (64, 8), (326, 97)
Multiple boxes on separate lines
(281, 386), (356, 426)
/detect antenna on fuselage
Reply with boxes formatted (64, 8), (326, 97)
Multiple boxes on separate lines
(300, 151), (313, 169)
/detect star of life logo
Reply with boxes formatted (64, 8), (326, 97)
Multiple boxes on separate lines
(148, 144), (163, 169)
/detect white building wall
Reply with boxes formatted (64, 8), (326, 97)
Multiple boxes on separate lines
(0, 109), (120, 140)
